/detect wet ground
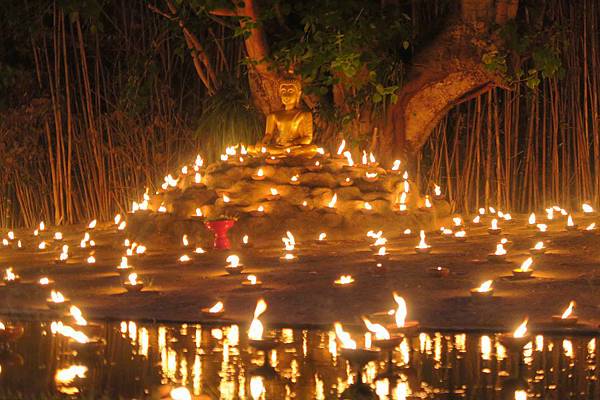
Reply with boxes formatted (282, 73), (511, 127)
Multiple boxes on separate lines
(0, 319), (598, 399)
(1, 212), (600, 333)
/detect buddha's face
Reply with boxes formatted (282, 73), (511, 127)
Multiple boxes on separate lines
(279, 83), (301, 108)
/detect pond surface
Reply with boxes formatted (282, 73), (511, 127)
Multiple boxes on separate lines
(0, 319), (598, 399)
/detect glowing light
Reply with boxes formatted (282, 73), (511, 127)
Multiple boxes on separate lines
(327, 194), (337, 208)
(4, 267), (17, 282)
(208, 301), (224, 313)
(433, 184), (441, 197)
(318, 233), (327, 241)
(70, 306), (87, 326)
(583, 203), (594, 213)
(179, 255), (191, 263)
(514, 390), (527, 400)
(519, 257), (533, 272)
(472, 215), (481, 223)
(424, 196), (432, 208)
(567, 214), (575, 226)
(494, 243), (507, 255)
(537, 223), (548, 232)
(170, 387), (192, 400)
(561, 301), (575, 319)
(393, 293), (407, 328)
(475, 280), (493, 293)
(86, 255), (96, 264)
(54, 232), (63, 240)
(334, 323), (356, 349)
(416, 230), (430, 249)
(334, 275), (354, 285)
(270, 187), (279, 196)
(88, 219), (97, 229)
(343, 151), (354, 166)
(7, 231), (14, 240)
(337, 139), (346, 155)
(363, 202), (373, 210)
(513, 319), (528, 338)
(127, 273), (139, 286)
(362, 317), (390, 340)
(226, 255), (240, 268)
(534, 241), (545, 250)
(222, 194), (230, 203)
(247, 275), (258, 285)
(38, 241), (47, 250)
(39, 277), (50, 285)
(490, 218), (500, 231)
(391, 159), (401, 171)
(586, 222), (596, 231)
(248, 299), (267, 340)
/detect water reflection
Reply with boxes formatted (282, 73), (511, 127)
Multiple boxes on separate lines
(0, 319), (598, 399)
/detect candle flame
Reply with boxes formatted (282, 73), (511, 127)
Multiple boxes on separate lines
(343, 151), (354, 166)
(490, 219), (499, 230)
(391, 159), (401, 171)
(476, 280), (493, 293)
(583, 203), (594, 213)
(270, 187), (278, 196)
(257, 168), (264, 177)
(328, 193), (337, 208)
(209, 301), (224, 313)
(362, 317), (390, 340)
(363, 202), (373, 210)
(567, 214), (574, 226)
(50, 290), (65, 303)
(520, 257), (533, 272)
(88, 219), (97, 229)
(226, 254), (240, 268)
(377, 246), (387, 256)
(393, 293), (407, 328)
(586, 222), (596, 231)
(127, 272), (138, 286)
(182, 234), (189, 247)
(513, 318), (528, 338)
(247, 275), (258, 285)
(433, 184), (441, 196)
(337, 139), (346, 155)
(179, 255), (191, 263)
(528, 213), (536, 224)
(318, 232), (327, 241)
(243, 235), (249, 244)
(494, 243), (507, 256)
(534, 241), (544, 250)
(69, 305), (87, 326)
(334, 322), (356, 349)
(334, 275), (354, 285)
(561, 301), (575, 319)
(248, 299), (267, 340)
(417, 230), (430, 249)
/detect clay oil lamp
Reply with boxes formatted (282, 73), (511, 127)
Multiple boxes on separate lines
(178, 254), (192, 264)
(251, 168), (266, 181)
(306, 160), (323, 172)
(241, 234), (252, 248)
(47, 289), (71, 311)
(290, 174), (301, 185)
(433, 183), (445, 200)
(339, 177), (354, 187)
(123, 272), (144, 293)
(224, 254), (244, 275)
(487, 243), (507, 262)
(116, 256), (133, 277)
(361, 201), (375, 214)
(335, 322), (379, 390)
(529, 241), (547, 256)
(454, 230), (467, 242)
(390, 159), (402, 174)
(583, 222), (597, 236)
(535, 223), (549, 237)
(190, 207), (204, 222)
(566, 214), (578, 231)
(422, 195), (433, 210)
(374, 246), (390, 264)
(387, 293), (419, 334)
(2, 267), (20, 286)
(512, 257), (534, 279)
(266, 187), (281, 201)
(470, 280), (494, 299)
(316, 232), (328, 244)
(38, 276), (54, 286)
(324, 193), (338, 213)
(488, 218), (501, 235)
(55, 244), (69, 264)
(393, 192), (408, 215)
(250, 205), (266, 217)
(242, 274), (263, 290)
(428, 266), (450, 278)
(201, 301), (225, 318)
(552, 300), (578, 326)
(364, 171), (379, 183)
(499, 318), (530, 352)
(582, 203), (594, 215)
(248, 299), (278, 358)
(415, 230), (431, 254)
(333, 274), (355, 288)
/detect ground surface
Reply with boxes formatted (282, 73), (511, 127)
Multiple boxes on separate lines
(1, 213), (600, 335)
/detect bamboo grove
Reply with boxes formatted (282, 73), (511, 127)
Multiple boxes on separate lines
(0, 0), (598, 227)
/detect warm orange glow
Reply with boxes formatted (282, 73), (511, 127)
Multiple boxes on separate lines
(343, 151), (354, 166)
(88, 219), (97, 229)
(513, 319), (528, 338)
(416, 230), (430, 249)
(490, 218), (499, 230)
(567, 214), (575, 226)
(248, 299), (267, 340)
(334, 322), (356, 349)
(328, 193), (337, 208)
(393, 293), (407, 328)
(337, 139), (346, 155)
(534, 241), (545, 250)
(226, 255), (240, 268)
(494, 243), (507, 255)
(472, 215), (481, 223)
(50, 290), (66, 303)
(377, 246), (387, 256)
(475, 280), (493, 293)
(561, 301), (575, 319)
(334, 275), (354, 285)
(318, 232), (327, 241)
(583, 203), (594, 213)
(363, 317), (390, 340)
(363, 202), (373, 210)
(528, 213), (536, 225)
(179, 255), (191, 263)
(519, 257), (533, 272)
(391, 159), (401, 171)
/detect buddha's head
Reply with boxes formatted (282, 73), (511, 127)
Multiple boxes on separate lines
(278, 77), (302, 109)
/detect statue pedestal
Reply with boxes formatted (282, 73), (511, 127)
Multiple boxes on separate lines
(204, 220), (235, 250)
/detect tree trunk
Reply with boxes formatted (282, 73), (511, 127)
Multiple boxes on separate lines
(381, 0), (518, 163)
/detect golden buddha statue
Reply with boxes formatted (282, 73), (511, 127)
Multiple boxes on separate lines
(249, 77), (318, 158)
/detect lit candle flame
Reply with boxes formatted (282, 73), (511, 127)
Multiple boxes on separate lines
(226, 254), (240, 268)
(586, 222), (596, 231)
(567, 214), (574, 226)
(337, 139), (346, 155)
(561, 301), (575, 319)
(257, 168), (264, 177)
(494, 243), (507, 256)
(318, 232), (327, 241)
(513, 318), (528, 338)
(519, 257), (533, 272)
(127, 272), (138, 286)
(50, 290), (65, 303)
(270, 187), (278, 196)
(475, 280), (493, 293)
(377, 246), (387, 256)
(393, 293), (407, 328)
(583, 203), (594, 213)
(363, 202), (373, 210)
(243, 235), (249, 244)
(334, 322), (356, 349)
(534, 241), (544, 250)
(248, 299), (267, 340)
(433, 184), (441, 197)
(490, 219), (499, 230)
(209, 301), (224, 313)
(179, 255), (191, 263)
(472, 215), (481, 223)
(182, 234), (189, 247)
(343, 151), (354, 166)
(328, 193), (337, 208)
(391, 159), (401, 171)
(362, 317), (390, 340)
(334, 275), (354, 285)
(69, 305), (87, 326)
(88, 219), (97, 229)
(417, 230), (430, 249)
(528, 213), (536, 225)
(247, 275), (258, 285)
